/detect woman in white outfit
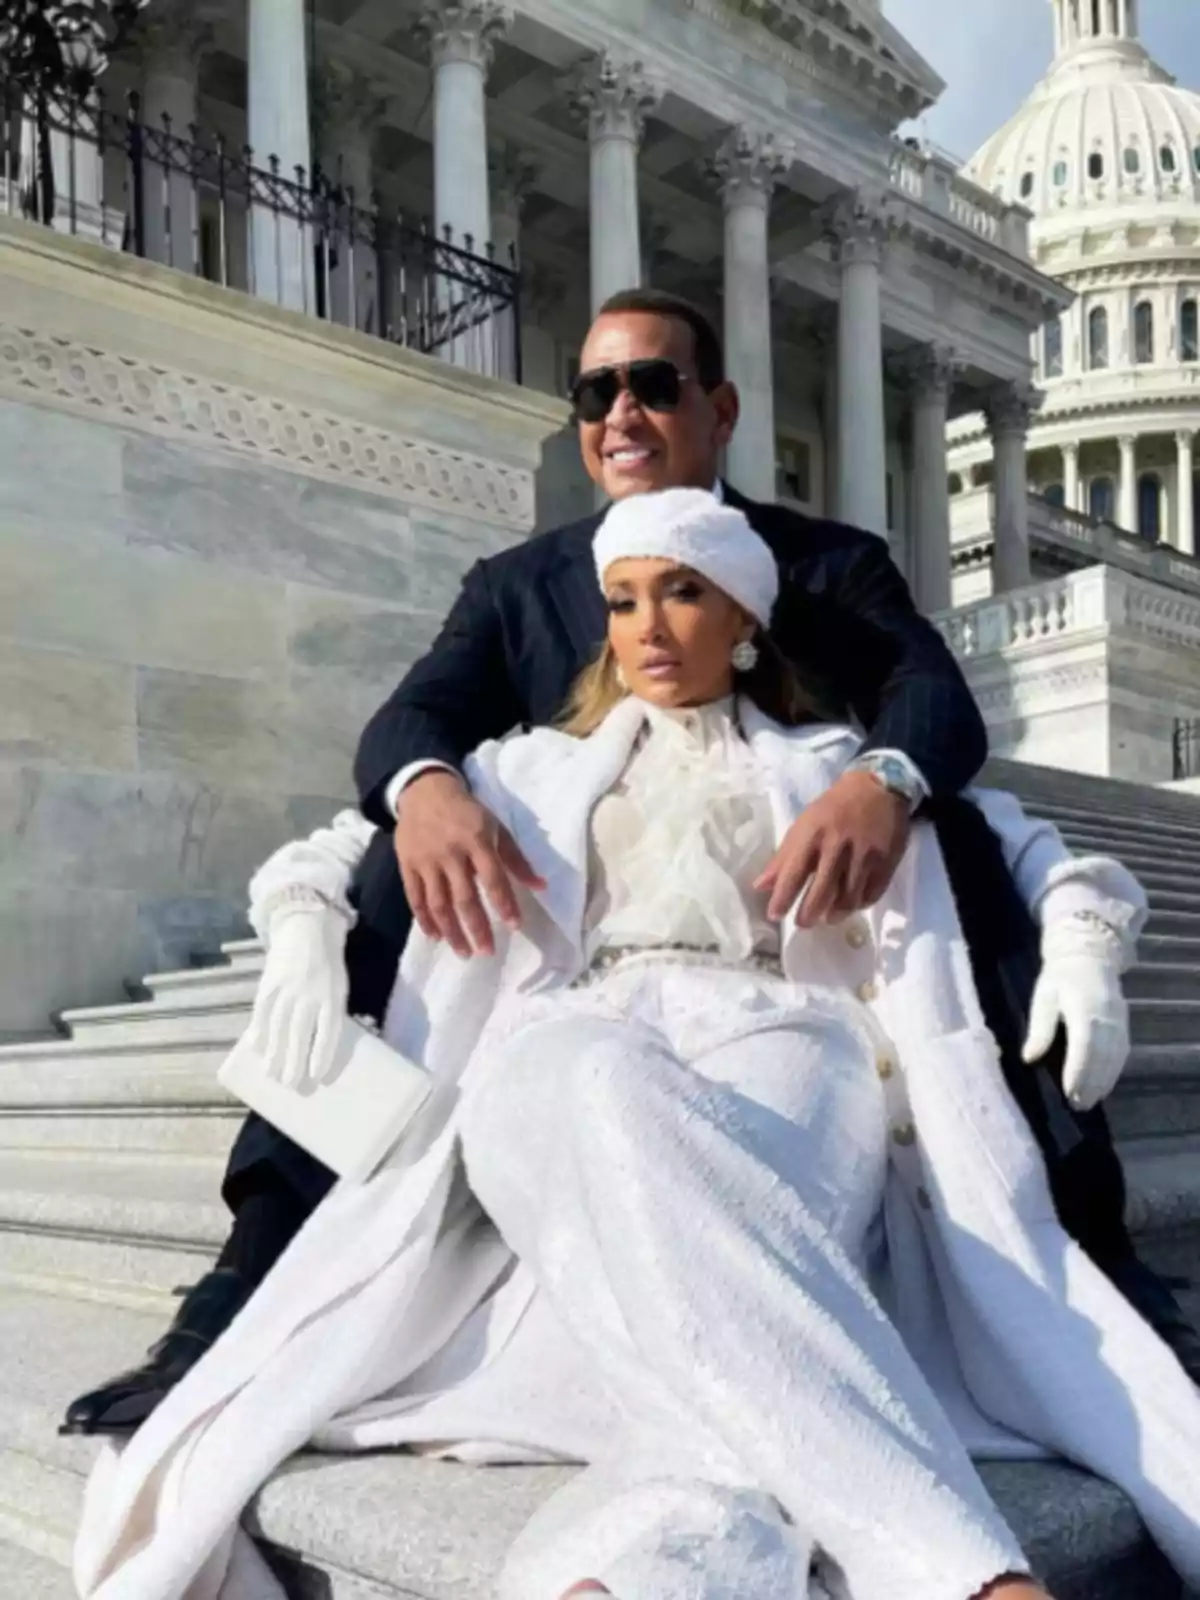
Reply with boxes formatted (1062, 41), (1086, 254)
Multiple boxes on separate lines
(75, 490), (1200, 1600)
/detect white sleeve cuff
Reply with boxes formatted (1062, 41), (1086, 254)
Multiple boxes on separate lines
(384, 760), (460, 820)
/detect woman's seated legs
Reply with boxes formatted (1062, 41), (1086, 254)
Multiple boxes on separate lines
(459, 990), (1031, 1600)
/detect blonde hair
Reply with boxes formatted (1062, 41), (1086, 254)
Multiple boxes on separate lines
(558, 631), (823, 739)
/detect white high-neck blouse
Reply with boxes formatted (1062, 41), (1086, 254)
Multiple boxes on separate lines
(583, 696), (780, 962)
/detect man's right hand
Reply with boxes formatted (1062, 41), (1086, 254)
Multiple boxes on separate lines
(394, 770), (546, 958)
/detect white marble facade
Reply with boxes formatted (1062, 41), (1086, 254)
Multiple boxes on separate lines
(57, 0), (1067, 603)
(950, 0), (1200, 579)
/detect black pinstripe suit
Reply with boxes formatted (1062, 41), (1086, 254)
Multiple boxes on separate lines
(224, 487), (1135, 1279)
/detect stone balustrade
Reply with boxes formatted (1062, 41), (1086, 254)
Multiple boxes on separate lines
(934, 566), (1200, 780)
(888, 140), (1030, 258)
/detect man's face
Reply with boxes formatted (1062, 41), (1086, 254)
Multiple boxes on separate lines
(575, 311), (739, 502)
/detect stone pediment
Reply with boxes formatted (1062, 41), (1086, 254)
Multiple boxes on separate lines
(692, 0), (943, 123)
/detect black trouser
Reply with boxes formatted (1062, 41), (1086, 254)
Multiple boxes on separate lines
(222, 800), (1136, 1272)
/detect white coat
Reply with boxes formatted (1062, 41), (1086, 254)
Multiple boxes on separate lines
(76, 699), (1200, 1600)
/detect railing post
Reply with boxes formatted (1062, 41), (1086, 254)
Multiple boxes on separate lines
(126, 90), (146, 258)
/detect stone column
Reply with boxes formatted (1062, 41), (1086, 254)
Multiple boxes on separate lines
(247, 0), (313, 311)
(490, 141), (539, 383)
(569, 52), (662, 314)
(418, 3), (509, 252)
(1062, 440), (1080, 512)
(823, 191), (893, 538)
(417, 2), (510, 371)
(1118, 433), (1138, 532)
(129, 1), (219, 272)
(901, 347), (956, 614)
(1178, 430), (1196, 555)
(985, 383), (1036, 592)
(312, 61), (388, 335)
(707, 127), (793, 502)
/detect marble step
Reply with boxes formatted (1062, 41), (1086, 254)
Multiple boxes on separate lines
(0, 1152), (223, 1311)
(1109, 1046), (1200, 1141)
(1, 1136), (1197, 1314)
(1125, 964), (1200, 1001)
(0, 1287), (1181, 1600)
(0, 1538), (77, 1598)
(1129, 997), (1200, 1044)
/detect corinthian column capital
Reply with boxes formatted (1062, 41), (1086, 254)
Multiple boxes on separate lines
(984, 381), (1040, 437)
(567, 50), (663, 144)
(708, 126), (795, 211)
(820, 187), (897, 267)
(892, 344), (960, 403)
(127, 0), (222, 79)
(415, 1), (513, 72)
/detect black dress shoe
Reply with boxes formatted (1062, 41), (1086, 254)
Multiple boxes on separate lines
(60, 1268), (253, 1436)
(1105, 1256), (1200, 1383)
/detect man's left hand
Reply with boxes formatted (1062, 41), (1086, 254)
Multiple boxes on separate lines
(755, 770), (911, 929)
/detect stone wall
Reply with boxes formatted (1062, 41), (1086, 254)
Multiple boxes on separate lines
(936, 566), (1200, 781)
(0, 218), (567, 1039)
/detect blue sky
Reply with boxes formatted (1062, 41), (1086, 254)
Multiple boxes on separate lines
(886, 0), (1200, 162)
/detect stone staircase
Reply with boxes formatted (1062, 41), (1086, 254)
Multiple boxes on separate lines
(1, 764), (1199, 1598)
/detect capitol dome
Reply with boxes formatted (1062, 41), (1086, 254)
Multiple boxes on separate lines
(966, 0), (1200, 227)
(947, 0), (1200, 566)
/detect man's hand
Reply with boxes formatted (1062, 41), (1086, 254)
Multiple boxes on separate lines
(754, 769), (911, 929)
(395, 770), (546, 958)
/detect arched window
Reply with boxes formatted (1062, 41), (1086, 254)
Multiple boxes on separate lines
(1089, 476), (1115, 521)
(1088, 150), (1105, 180)
(1138, 472), (1162, 541)
(1182, 299), (1199, 362)
(1123, 146), (1140, 175)
(1134, 300), (1155, 364)
(1089, 305), (1109, 369)
(1044, 316), (1064, 376)
(1043, 483), (1066, 507)
(1053, 159), (1068, 187)
(1020, 170), (1035, 199)
(1161, 144), (1177, 174)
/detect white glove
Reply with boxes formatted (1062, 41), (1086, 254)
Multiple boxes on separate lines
(245, 901), (350, 1090)
(1022, 915), (1130, 1111)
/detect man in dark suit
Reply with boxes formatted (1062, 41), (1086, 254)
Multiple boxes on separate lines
(64, 287), (1200, 1436)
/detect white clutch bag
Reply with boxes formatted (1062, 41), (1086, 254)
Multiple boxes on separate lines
(218, 1016), (433, 1184)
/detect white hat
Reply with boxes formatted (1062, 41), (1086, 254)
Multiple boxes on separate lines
(592, 488), (779, 628)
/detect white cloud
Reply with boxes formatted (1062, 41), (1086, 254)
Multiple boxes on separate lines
(885, 0), (1199, 163)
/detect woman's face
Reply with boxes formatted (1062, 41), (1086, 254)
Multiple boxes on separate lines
(603, 557), (755, 709)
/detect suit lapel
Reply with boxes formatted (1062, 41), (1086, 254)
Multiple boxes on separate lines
(543, 519), (608, 665)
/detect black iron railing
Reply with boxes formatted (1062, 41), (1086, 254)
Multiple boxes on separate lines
(1173, 718), (1200, 780)
(0, 77), (522, 382)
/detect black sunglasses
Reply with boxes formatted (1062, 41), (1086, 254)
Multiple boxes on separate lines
(568, 358), (694, 424)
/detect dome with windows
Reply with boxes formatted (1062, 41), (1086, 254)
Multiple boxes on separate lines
(947, 0), (1200, 571)
(966, 1), (1200, 228)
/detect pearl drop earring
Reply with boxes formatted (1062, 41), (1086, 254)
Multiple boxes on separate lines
(731, 639), (759, 673)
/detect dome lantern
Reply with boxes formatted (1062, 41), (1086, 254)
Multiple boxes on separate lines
(1052, 0), (1139, 57)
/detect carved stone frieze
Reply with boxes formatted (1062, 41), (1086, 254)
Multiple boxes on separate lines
(0, 323), (534, 529)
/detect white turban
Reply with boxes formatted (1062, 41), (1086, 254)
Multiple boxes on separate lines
(592, 488), (779, 629)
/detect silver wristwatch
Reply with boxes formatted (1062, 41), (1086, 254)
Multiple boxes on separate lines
(847, 752), (925, 814)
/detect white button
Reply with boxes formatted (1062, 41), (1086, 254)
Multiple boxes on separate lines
(844, 920), (869, 950)
(875, 1052), (895, 1081)
(892, 1122), (916, 1147)
(856, 980), (878, 1003)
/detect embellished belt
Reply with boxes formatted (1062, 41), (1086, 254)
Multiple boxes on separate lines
(570, 942), (785, 988)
